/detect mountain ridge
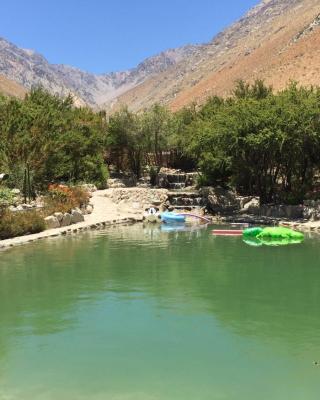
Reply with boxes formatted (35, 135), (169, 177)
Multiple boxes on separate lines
(0, 0), (319, 111)
(112, 0), (320, 111)
(0, 35), (199, 107)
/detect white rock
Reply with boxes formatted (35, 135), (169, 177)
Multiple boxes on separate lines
(243, 197), (260, 211)
(107, 178), (126, 188)
(81, 184), (97, 192)
(86, 205), (93, 214)
(132, 202), (141, 210)
(44, 216), (60, 229)
(22, 204), (34, 210)
(11, 188), (21, 195)
(54, 212), (64, 222)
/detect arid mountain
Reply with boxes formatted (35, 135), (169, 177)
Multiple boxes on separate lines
(0, 36), (198, 107)
(0, 0), (319, 111)
(112, 0), (320, 111)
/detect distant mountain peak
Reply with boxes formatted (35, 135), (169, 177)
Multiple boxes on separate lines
(0, 35), (198, 108)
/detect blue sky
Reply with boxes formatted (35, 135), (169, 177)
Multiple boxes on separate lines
(1, 0), (259, 74)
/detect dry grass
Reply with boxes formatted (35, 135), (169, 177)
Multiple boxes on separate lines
(43, 185), (90, 216)
(0, 74), (27, 98)
(0, 209), (45, 240)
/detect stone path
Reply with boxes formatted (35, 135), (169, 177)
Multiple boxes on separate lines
(0, 190), (143, 250)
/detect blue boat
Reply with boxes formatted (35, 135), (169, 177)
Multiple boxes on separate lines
(160, 212), (186, 224)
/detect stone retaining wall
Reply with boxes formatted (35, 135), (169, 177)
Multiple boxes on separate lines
(254, 204), (304, 219)
(44, 205), (93, 229)
(106, 188), (168, 210)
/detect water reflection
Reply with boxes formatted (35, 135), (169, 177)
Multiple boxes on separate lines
(0, 225), (320, 399)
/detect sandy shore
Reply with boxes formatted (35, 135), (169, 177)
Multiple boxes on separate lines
(0, 190), (143, 250)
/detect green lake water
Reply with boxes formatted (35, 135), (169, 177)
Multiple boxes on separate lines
(0, 224), (320, 399)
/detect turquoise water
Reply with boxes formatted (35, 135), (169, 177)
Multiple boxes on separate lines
(0, 224), (320, 399)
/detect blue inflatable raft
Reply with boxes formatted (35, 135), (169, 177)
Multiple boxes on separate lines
(161, 212), (186, 224)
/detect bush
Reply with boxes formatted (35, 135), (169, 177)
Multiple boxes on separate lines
(96, 163), (109, 189)
(0, 209), (45, 240)
(0, 188), (15, 206)
(70, 186), (90, 207)
(5, 164), (26, 192)
(43, 184), (90, 216)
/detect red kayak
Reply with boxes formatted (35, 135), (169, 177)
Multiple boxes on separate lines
(212, 230), (243, 236)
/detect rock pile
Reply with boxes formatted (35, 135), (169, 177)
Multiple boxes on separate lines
(107, 179), (126, 189)
(303, 200), (320, 221)
(106, 188), (168, 211)
(156, 168), (198, 190)
(200, 187), (260, 214)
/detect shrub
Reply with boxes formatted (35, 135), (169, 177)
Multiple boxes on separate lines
(43, 184), (75, 215)
(70, 186), (90, 207)
(96, 163), (109, 189)
(5, 164), (26, 192)
(82, 158), (109, 189)
(43, 184), (90, 215)
(0, 188), (15, 206)
(0, 209), (45, 240)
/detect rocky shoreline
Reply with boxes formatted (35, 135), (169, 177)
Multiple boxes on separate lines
(0, 190), (143, 251)
(1, 187), (320, 251)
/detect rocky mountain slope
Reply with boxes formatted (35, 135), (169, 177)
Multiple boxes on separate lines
(0, 0), (319, 111)
(112, 0), (320, 111)
(0, 36), (199, 107)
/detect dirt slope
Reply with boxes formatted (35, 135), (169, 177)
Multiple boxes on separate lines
(0, 74), (27, 98)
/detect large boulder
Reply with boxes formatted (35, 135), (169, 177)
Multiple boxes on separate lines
(61, 213), (72, 227)
(200, 187), (240, 214)
(240, 197), (260, 214)
(54, 212), (64, 222)
(71, 209), (84, 224)
(44, 216), (60, 229)
(199, 187), (261, 215)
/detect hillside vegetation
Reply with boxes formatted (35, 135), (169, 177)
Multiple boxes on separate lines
(0, 88), (108, 190)
(1, 81), (320, 205)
